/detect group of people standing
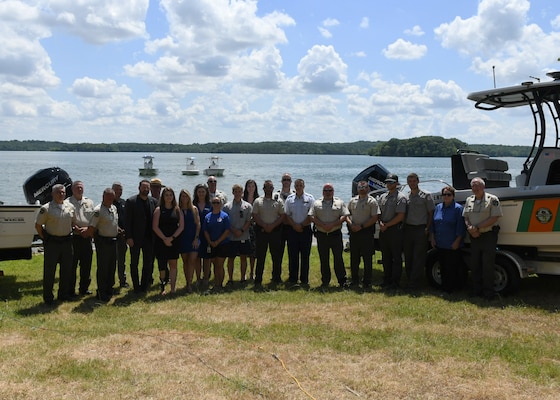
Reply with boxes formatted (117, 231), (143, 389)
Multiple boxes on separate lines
(34, 170), (503, 305)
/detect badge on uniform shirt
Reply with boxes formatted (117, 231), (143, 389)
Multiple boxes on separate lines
(39, 208), (45, 214)
(217, 217), (222, 222)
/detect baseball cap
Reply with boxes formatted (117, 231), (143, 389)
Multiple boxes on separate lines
(384, 174), (398, 184)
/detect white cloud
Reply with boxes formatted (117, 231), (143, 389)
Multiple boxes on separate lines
(405, 25), (424, 36)
(360, 17), (369, 29)
(382, 39), (427, 60)
(44, 0), (149, 44)
(433, 0), (560, 83)
(318, 27), (332, 39)
(322, 18), (340, 27)
(295, 45), (348, 93)
(552, 15), (560, 30)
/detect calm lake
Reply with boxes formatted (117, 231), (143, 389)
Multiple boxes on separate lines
(2, 151), (525, 205)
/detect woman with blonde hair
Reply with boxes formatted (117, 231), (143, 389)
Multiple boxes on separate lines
(153, 187), (184, 295)
(179, 189), (200, 293)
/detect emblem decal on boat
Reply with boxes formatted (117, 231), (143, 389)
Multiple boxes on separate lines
(535, 207), (553, 224)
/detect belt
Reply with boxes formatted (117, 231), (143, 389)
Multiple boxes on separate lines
(315, 229), (341, 236)
(96, 234), (118, 241)
(46, 234), (73, 242)
(405, 224), (426, 227)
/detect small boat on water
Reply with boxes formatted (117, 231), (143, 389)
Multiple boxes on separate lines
(203, 156), (225, 176)
(139, 155), (157, 176)
(182, 157), (200, 176)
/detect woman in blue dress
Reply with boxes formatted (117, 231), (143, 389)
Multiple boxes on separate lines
(194, 183), (212, 291)
(431, 186), (467, 293)
(179, 189), (200, 293)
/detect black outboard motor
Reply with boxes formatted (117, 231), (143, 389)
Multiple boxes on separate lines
(23, 167), (73, 205)
(352, 164), (390, 196)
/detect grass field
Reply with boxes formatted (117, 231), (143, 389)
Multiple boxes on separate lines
(0, 250), (559, 400)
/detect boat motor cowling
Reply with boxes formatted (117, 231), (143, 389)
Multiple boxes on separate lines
(352, 164), (390, 196)
(23, 167), (73, 205)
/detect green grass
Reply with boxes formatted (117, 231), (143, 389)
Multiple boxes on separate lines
(0, 251), (559, 399)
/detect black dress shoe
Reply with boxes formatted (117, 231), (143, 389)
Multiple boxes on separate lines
(79, 290), (93, 296)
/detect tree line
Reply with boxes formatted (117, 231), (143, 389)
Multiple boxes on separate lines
(0, 137), (531, 157)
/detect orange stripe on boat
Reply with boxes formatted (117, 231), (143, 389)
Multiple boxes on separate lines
(526, 199), (560, 232)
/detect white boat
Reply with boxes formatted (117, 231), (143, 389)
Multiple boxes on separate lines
(139, 155), (157, 176)
(0, 204), (40, 261)
(355, 71), (560, 294)
(203, 156), (225, 176)
(1, 167), (72, 261)
(182, 157), (200, 175)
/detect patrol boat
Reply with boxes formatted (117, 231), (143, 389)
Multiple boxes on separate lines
(139, 155), (157, 176)
(355, 71), (560, 294)
(182, 156), (200, 175)
(427, 71), (560, 294)
(203, 156), (225, 176)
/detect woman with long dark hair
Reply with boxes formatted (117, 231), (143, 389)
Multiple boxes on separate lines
(153, 187), (184, 295)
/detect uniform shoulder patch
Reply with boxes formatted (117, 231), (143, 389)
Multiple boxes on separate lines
(39, 208), (46, 214)
(493, 200), (499, 206)
(94, 210), (100, 217)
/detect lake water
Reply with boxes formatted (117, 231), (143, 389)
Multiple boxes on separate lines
(1, 151), (525, 205)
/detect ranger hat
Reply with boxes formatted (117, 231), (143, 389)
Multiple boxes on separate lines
(150, 178), (164, 187)
(384, 173), (398, 184)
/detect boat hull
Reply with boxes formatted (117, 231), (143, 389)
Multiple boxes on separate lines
(139, 168), (158, 176)
(182, 170), (200, 176)
(0, 205), (40, 261)
(204, 168), (224, 176)
(447, 185), (560, 252)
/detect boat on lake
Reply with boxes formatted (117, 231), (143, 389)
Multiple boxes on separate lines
(182, 157), (200, 176)
(139, 155), (157, 176)
(203, 156), (224, 176)
(355, 71), (560, 295)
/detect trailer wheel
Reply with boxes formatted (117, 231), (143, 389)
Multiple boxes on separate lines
(494, 255), (521, 295)
(425, 248), (442, 290)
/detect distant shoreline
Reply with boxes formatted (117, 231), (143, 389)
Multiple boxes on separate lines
(0, 137), (531, 157)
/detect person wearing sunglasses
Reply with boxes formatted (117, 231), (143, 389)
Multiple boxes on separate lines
(309, 183), (349, 290)
(207, 176), (228, 205)
(347, 180), (379, 290)
(273, 173), (295, 278)
(431, 186), (466, 294)
(223, 184), (253, 287)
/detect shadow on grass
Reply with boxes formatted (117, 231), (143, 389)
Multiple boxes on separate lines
(0, 275), (43, 301)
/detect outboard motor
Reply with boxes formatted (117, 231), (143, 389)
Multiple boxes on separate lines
(352, 164), (390, 196)
(23, 167), (73, 205)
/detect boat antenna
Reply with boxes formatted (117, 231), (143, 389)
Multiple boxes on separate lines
(529, 75), (540, 82)
(492, 65), (496, 88)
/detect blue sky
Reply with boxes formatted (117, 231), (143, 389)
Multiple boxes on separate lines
(1, 0), (560, 145)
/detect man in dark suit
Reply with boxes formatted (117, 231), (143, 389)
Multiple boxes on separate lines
(125, 179), (158, 292)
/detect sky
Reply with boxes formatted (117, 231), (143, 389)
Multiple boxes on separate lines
(1, 0), (560, 146)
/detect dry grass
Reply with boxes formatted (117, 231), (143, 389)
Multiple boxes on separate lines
(0, 253), (559, 399)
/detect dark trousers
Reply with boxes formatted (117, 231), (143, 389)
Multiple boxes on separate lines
(279, 224), (290, 272)
(116, 235), (128, 285)
(71, 235), (93, 294)
(129, 239), (155, 291)
(379, 225), (403, 286)
(349, 227), (375, 285)
(470, 231), (498, 296)
(287, 226), (313, 284)
(404, 224), (428, 287)
(43, 237), (73, 302)
(438, 248), (466, 293)
(254, 227), (282, 284)
(315, 230), (346, 286)
(95, 236), (117, 299)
